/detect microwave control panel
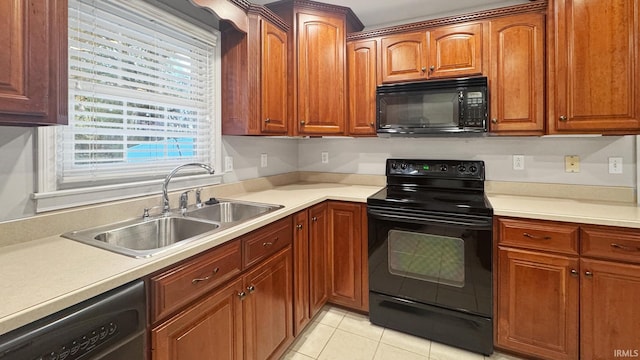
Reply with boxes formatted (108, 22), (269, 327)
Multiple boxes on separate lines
(460, 89), (487, 128)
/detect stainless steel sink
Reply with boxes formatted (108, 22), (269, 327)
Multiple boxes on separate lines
(184, 200), (283, 223)
(61, 199), (283, 258)
(62, 216), (220, 258)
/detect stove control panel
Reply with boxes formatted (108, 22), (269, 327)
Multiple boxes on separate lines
(387, 159), (484, 179)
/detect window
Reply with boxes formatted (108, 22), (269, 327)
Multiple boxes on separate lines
(35, 0), (221, 212)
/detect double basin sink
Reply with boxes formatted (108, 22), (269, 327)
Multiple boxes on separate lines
(62, 200), (283, 258)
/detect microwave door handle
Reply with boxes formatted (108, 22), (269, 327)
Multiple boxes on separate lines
(458, 91), (465, 127)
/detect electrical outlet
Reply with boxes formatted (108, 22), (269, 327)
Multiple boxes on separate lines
(565, 155), (580, 173)
(224, 156), (233, 172)
(321, 152), (329, 164)
(260, 153), (268, 168)
(609, 157), (623, 174)
(513, 155), (525, 170)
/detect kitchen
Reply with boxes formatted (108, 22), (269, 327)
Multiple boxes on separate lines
(1, 0), (639, 359)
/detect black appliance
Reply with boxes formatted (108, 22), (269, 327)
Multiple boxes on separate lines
(368, 159), (493, 355)
(0, 280), (146, 360)
(376, 76), (488, 136)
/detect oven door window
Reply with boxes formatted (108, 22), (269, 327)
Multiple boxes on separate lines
(388, 230), (465, 287)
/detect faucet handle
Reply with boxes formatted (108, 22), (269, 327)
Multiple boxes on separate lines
(195, 188), (203, 208)
(180, 190), (194, 212)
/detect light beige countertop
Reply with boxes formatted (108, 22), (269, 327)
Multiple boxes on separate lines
(1, 181), (639, 337)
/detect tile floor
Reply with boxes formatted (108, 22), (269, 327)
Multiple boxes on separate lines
(281, 305), (525, 360)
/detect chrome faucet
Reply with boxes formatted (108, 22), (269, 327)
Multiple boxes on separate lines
(162, 163), (215, 214)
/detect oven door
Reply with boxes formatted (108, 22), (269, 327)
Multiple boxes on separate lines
(368, 205), (492, 317)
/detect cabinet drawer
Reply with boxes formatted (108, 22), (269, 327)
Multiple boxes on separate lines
(151, 240), (242, 322)
(243, 217), (292, 269)
(497, 217), (579, 254)
(581, 225), (640, 264)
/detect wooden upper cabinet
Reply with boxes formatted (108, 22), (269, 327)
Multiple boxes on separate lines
(296, 12), (346, 135)
(428, 22), (483, 79)
(0, 0), (67, 126)
(261, 20), (288, 133)
(222, 11), (288, 135)
(489, 13), (545, 135)
(379, 23), (483, 83)
(347, 40), (377, 136)
(548, 0), (640, 134)
(380, 32), (429, 83)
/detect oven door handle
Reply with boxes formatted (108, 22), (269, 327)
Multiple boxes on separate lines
(368, 207), (492, 228)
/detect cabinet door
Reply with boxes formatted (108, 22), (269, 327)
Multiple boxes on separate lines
(581, 258), (640, 360)
(549, 0), (640, 133)
(347, 40), (377, 136)
(489, 13), (545, 135)
(297, 12), (346, 135)
(380, 32), (428, 83)
(497, 247), (579, 360)
(309, 202), (329, 317)
(261, 19), (288, 134)
(428, 22), (483, 79)
(327, 201), (365, 311)
(152, 278), (244, 360)
(292, 209), (310, 336)
(243, 248), (293, 360)
(0, 0), (67, 125)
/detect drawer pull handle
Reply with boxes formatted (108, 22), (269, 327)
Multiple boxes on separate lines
(263, 237), (278, 247)
(611, 243), (640, 252)
(191, 267), (220, 284)
(523, 233), (551, 240)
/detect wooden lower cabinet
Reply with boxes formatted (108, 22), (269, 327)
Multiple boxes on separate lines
(152, 247), (293, 360)
(152, 278), (244, 360)
(496, 247), (579, 360)
(327, 201), (368, 312)
(581, 258), (640, 360)
(243, 248), (294, 360)
(309, 203), (330, 316)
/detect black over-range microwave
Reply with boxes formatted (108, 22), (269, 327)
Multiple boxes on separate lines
(376, 76), (488, 136)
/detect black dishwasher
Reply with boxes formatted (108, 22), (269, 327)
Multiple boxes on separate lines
(0, 280), (146, 360)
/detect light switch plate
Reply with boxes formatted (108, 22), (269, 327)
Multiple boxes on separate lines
(224, 156), (233, 172)
(321, 152), (329, 164)
(513, 155), (525, 170)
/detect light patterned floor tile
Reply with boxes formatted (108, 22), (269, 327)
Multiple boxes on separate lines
(485, 351), (527, 360)
(289, 321), (336, 358)
(281, 350), (316, 360)
(313, 305), (348, 327)
(318, 328), (379, 360)
(380, 328), (431, 356)
(374, 343), (429, 360)
(337, 312), (384, 341)
(429, 341), (485, 360)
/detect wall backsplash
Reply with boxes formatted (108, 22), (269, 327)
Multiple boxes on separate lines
(0, 128), (636, 223)
(297, 135), (637, 188)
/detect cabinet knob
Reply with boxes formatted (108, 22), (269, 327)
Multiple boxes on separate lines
(265, 118), (271, 123)
(585, 271), (594, 277)
(491, 118), (498, 124)
(296, 224), (303, 230)
(429, 65), (435, 72)
(370, 122), (375, 127)
(238, 291), (247, 300)
(311, 216), (318, 222)
(559, 115), (568, 122)
(247, 285), (256, 293)
(421, 67), (427, 72)
(300, 120), (306, 125)
(570, 269), (578, 277)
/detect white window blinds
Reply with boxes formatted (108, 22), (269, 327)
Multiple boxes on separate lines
(63, 0), (218, 187)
